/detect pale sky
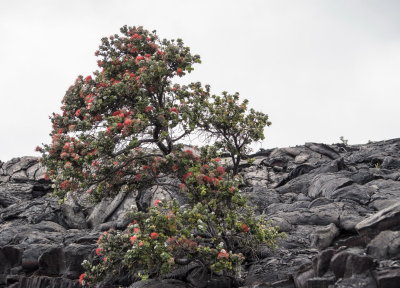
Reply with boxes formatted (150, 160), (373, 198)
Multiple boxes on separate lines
(1, 0), (400, 162)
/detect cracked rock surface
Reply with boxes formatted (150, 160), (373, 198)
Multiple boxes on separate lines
(1, 139), (400, 287)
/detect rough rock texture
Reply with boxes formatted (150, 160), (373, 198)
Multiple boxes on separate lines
(2, 139), (400, 287)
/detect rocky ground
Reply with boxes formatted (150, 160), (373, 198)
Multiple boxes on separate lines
(1, 139), (400, 287)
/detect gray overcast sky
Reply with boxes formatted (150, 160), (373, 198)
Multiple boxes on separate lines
(1, 0), (400, 162)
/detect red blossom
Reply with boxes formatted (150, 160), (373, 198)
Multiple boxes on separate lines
(95, 248), (103, 256)
(133, 227), (141, 234)
(176, 68), (183, 76)
(75, 109), (81, 117)
(84, 75), (92, 83)
(154, 199), (161, 206)
(35, 146), (42, 152)
(216, 166), (225, 175)
(130, 235), (138, 244)
(136, 55), (145, 61)
(150, 232), (159, 239)
(97, 82), (108, 88)
(182, 172), (193, 182)
(156, 50), (165, 55)
(131, 33), (141, 39)
(241, 223), (250, 233)
(138, 241), (144, 246)
(169, 107), (179, 114)
(59, 180), (71, 190)
(217, 249), (229, 259)
(144, 106), (153, 112)
(124, 118), (132, 126)
(229, 186), (236, 193)
(79, 273), (86, 285)
(94, 115), (103, 121)
(179, 183), (186, 190)
(117, 123), (123, 130)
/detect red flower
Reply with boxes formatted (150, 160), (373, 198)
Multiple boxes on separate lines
(203, 175), (213, 183)
(144, 53), (151, 58)
(84, 75), (92, 83)
(154, 199), (161, 206)
(179, 183), (186, 190)
(130, 235), (138, 243)
(94, 115), (103, 121)
(75, 109), (81, 117)
(112, 110), (123, 117)
(79, 273), (86, 285)
(124, 118), (132, 126)
(138, 241), (144, 246)
(241, 223), (250, 233)
(229, 186), (236, 193)
(217, 249), (229, 259)
(117, 123), (123, 130)
(59, 180), (70, 190)
(182, 172), (193, 182)
(133, 227), (141, 234)
(95, 248), (103, 256)
(157, 50), (165, 55)
(144, 106), (153, 112)
(97, 82), (108, 88)
(142, 165), (150, 170)
(216, 166), (225, 175)
(176, 68), (183, 76)
(136, 55), (145, 61)
(169, 107), (179, 114)
(150, 232), (159, 239)
(131, 33), (141, 39)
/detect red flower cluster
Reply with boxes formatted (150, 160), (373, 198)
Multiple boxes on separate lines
(59, 180), (71, 190)
(95, 248), (103, 256)
(182, 172), (193, 182)
(84, 75), (92, 83)
(169, 107), (179, 114)
(150, 232), (159, 239)
(241, 223), (250, 233)
(217, 249), (229, 259)
(144, 106), (153, 112)
(79, 273), (86, 285)
(130, 235), (138, 244)
(131, 33), (142, 39)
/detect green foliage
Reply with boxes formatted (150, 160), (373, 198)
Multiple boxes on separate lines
(202, 92), (271, 174)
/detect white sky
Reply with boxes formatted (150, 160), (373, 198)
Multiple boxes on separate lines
(1, 0), (400, 162)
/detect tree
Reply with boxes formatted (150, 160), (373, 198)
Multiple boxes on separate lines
(37, 26), (279, 286)
(202, 92), (271, 174)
